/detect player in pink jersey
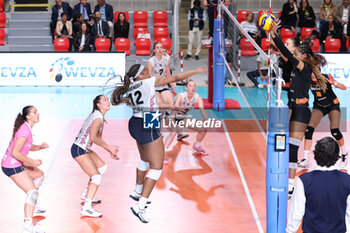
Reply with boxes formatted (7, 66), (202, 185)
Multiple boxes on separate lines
(1, 105), (49, 233)
(71, 95), (119, 218)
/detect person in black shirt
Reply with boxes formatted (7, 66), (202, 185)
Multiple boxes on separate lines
(300, 73), (348, 168)
(114, 12), (130, 39)
(298, 0), (316, 28)
(280, 0), (298, 30)
(271, 20), (328, 198)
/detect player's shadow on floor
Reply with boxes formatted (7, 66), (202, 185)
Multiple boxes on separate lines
(164, 141), (224, 213)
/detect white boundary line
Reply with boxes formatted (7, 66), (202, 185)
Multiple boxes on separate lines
(222, 120), (265, 233)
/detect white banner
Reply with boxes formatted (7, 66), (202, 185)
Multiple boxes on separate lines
(0, 53), (125, 86)
(321, 53), (350, 87)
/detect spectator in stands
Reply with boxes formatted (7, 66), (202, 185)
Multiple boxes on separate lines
(74, 22), (92, 51)
(240, 12), (260, 45)
(203, 0), (230, 41)
(185, 0), (206, 60)
(298, 0), (316, 28)
(320, 14), (342, 44)
(280, 0), (298, 30)
(74, 0), (94, 23)
(72, 13), (83, 37)
(56, 12), (73, 51)
(286, 137), (350, 233)
(94, 0), (114, 38)
(335, 0), (350, 37)
(91, 11), (110, 49)
(114, 12), (130, 39)
(319, 0), (336, 32)
(51, 0), (73, 42)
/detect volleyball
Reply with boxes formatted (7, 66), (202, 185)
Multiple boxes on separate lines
(258, 13), (277, 31)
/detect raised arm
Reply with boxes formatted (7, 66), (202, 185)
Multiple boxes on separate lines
(155, 67), (207, 87)
(326, 74), (347, 90)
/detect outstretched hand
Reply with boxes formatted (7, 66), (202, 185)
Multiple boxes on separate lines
(196, 67), (208, 74)
(325, 73), (335, 85)
(270, 19), (281, 37)
(109, 145), (120, 160)
(41, 142), (49, 149)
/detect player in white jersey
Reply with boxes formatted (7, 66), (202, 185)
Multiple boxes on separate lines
(147, 42), (177, 108)
(71, 95), (119, 217)
(164, 80), (208, 155)
(110, 64), (207, 223)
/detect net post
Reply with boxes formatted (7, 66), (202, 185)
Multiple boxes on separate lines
(213, 2), (225, 111)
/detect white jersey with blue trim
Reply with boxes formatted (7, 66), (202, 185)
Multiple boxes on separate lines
(148, 55), (170, 91)
(74, 110), (104, 150)
(175, 92), (199, 120)
(127, 76), (158, 118)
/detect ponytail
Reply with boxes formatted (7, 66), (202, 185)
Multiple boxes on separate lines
(12, 105), (33, 138)
(111, 64), (142, 106)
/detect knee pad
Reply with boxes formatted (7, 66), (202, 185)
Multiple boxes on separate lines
(33, 175), (44, 189)
(146, 169), (162, 181)
(98, 164), (107, 175)
(304, 126), (315, 140)
(331, 128), (343, 140)
(289, 138), (301, 163)
(90, 174), (102, 186)
(137, 160), (150, 172)
(25, 190), (39, 206)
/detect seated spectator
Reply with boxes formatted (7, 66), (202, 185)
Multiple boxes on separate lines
(319, 0), (336, 32)
(114, 12), (130, 39)
(74, 22), (92, 51)
(72, 13), (83, 37)
(51, 0), (73, 42)
(56, 12), (73, 51)
(246, 46), (277, 88)
(280, 0), (298, 30)
(298, 0), (316, 28)
(286, 137), (350, 233)
(73, 0), (94, 23)
(240, 12), (261, 45)
(94, 0), (114, 38)
(335, 0), (350, 37)
(91, 11), (110, 49)
(320, 15), (342, 43)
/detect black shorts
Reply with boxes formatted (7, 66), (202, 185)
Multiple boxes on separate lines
(290, 106), (311, 124)
(313, 104), (340, 116)
(156, 88), (170, 93)
(2, 166), (25, 177)
(71, 143), (89, 159)
(128, 116), (161, 145)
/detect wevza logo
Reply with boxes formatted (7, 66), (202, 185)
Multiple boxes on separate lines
(321, 67), (350, 79)
(0, 67), (37, 78)
(49, 57), (117, 83)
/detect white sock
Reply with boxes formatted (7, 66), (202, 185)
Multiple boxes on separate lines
(194, 141), (201, 147)
(135, 184), (143, 194)
(341, 145), (347, 155)
(303, 150), (310, 160)
(138, 196), (148, 210)
(24, 218), (32, 225)
(83, 199), (92, 210)
(288, 178), (294, 191)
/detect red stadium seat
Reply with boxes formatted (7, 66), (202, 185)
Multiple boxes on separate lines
(155, 37), (172, 55)
(95, 38), (111, 51)
(54, 38), (69, 51)
(237, 10), (252, 23)
(311, 39), (320, 52)
(0, 0), (3, 12)
(261, 38), (271, 51)
(278, 11), (282, 19)
(133, 11), (148, 27)
(133, 27), (149, 39)
(346, 38), (350, 50)
(300, 27), (316, 40)
(324, 38), (341, 52)
(135, 38), (151, 56)
(0, 12), (6, 28)
(239, 38), (256, 56)
(153, 27), (169, 41)
(115, 38), (130, 55)
(0, 29), (4, 45)
(114, 11), (129, 22)
(153, 11), (168, 27)
(281, 28), (296, 41)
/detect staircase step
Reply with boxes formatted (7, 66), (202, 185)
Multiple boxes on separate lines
(9, 28), (51, 36)
(9, 19), (49, 28)
(10, 12), (50, 20)
(8, 36), (52, 45)
(9, 44), (54, 51)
